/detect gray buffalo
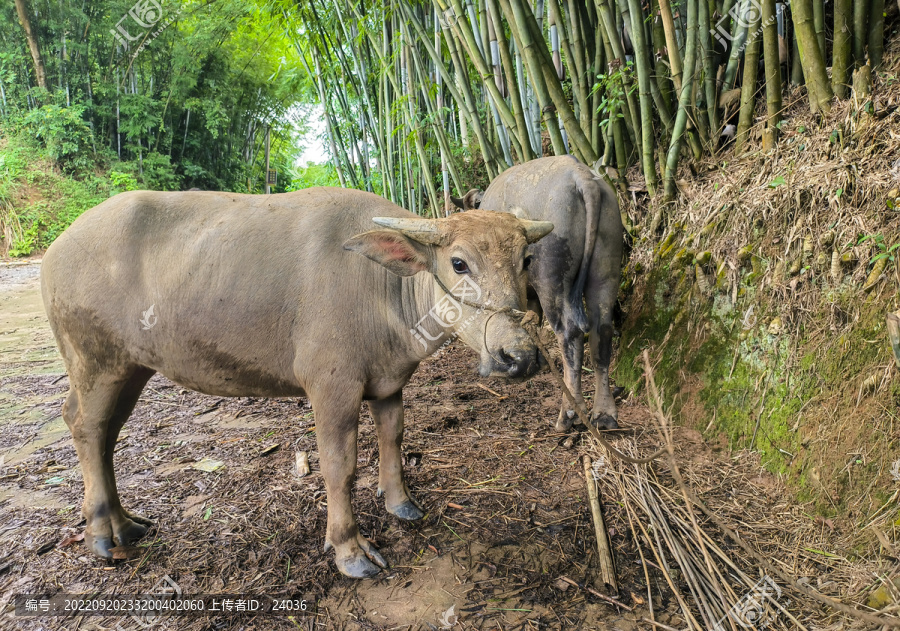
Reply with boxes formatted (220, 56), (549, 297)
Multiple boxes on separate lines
(454, 156), (623, 431)
(41, 188), (552, 578)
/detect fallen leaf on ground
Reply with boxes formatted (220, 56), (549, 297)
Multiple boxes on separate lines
(58, 533), (84, 548)
(191, 458), (224, 473)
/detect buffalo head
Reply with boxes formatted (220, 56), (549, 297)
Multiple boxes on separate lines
(344, 210), (553, 381)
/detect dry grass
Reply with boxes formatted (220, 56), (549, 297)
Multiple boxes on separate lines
(588, 355), (900, 629)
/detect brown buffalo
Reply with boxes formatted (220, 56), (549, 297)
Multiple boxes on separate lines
(41, 188), (552, 578)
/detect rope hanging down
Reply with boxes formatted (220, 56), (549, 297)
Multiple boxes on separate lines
(432, 273), (666, 464)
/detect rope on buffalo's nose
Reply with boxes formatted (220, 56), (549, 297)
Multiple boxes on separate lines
(430, 274), (664, 463)
(517, 311), (667, 466)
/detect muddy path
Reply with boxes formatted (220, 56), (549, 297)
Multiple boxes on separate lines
(0, 262), (707, 630)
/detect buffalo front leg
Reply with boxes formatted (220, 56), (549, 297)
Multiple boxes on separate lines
(313, 386), (387, 579)
(369, 392), (424, 521)
(62, 367), (155, 558)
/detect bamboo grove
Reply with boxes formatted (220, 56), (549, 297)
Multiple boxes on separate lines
(280, 0), (895, 210)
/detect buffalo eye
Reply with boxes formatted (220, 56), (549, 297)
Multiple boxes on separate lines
(523, 255), (533, 271)
(451, 257), (470, 274)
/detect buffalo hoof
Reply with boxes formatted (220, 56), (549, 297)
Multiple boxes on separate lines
(334, 535), (388, 579)
(86, 533), (115, 559)
(337, 555), (382, 579)
(388, 500), (424, 521)
(554, 409), (576, 432)
(612, 386), (628, 400)
(591, 414), (619, 430)
(115, 517), (151, 546)
(124, 510), (154, 527)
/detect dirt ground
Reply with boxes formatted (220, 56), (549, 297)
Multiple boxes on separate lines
(0, 260), (843, 631)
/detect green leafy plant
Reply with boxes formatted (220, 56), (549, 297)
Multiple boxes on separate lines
(110, 171), (139, 192)
(591, 61), (636, 130)
(22, 104), (94, 173)
(858, 233), (900, 265)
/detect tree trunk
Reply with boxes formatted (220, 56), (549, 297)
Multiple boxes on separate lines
(832, 0), (852, 97)
(14, 0), (47, 91)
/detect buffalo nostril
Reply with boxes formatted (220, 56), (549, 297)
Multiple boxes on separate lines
(498, 348), (515, 365)
(503, 349), (531, 365)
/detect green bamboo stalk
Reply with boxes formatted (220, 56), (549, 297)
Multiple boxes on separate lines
(813, 0), (825, 58)
(868, 0), (885, 70)
(664, 0), (698, 199)
(853, 0), (870, 65)
(565, 0), (588, 82)
(590, 18), (605, 154)
(790, 25), (804, 85)
(512, 0), (599, 163)
(658, 0), (684, 93)
(398, 2), (496, 171)
(722, 0), (751, 90)
(698, 0), (719, 147)
(498, 0), (568, 155)
(832, 0), (852, 97)
(311, 49), (348, 188)
(441, 0), (528, 157)
(651, 0), (675, 109)
(593, 0), (642, 148)
(402, 17), (464, 195)
(714, 0), (737, 70)
(761, 0), (782, 149)
(401, 41), (440, 216)
(313, 45), (357, 187)
(550, 0), (589, 132)
(627, 0), (658, 193)
(794, 0), (833, 113)
(735, 2), (762, 153)
(611, 100), (628, 186)
(691, 69), (710, 148)
(330, 0), (386, 191)
(485, 0), (535, 159)
(381, 12), (397, 202)
(430, 3), (500, 177)
(482, 3), (514, 164)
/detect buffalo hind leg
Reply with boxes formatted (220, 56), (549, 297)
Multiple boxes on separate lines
(63, 366), (155, 558)
(369, 392), (424, 521)
(313, 385), (387, 579)
(542, 299), (588, 432)
(586, 275), (619, 430)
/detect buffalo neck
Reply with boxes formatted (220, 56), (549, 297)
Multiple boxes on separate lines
(398, 271), (476, 362)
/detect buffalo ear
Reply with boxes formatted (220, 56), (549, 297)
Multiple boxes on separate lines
(462, 189), (483, 210)
(343, 230), (430, 277)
